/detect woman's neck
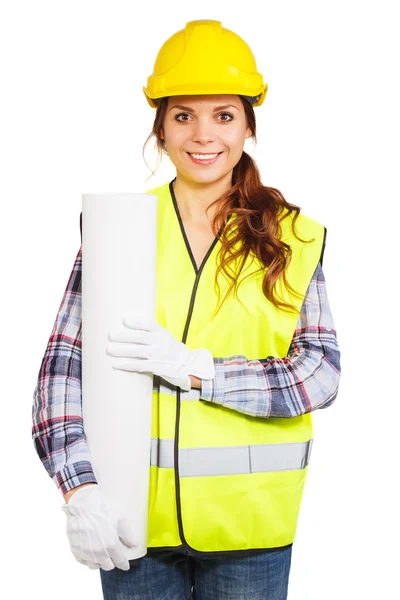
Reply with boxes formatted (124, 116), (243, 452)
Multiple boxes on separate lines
(173, 173), (232, 225)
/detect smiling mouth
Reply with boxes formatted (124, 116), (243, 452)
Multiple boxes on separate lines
(186, 151), (223, 161)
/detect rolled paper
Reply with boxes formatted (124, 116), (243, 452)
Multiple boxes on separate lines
(81, 192), (157, 560)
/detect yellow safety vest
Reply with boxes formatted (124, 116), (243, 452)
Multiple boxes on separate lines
(145, 179), (326, 557)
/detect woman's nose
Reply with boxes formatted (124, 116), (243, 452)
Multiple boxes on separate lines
(191, 120), (216, 144)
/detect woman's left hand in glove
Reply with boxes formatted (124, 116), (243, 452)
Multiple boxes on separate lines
(106, 315), (215, 392)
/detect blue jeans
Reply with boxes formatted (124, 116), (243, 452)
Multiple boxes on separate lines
(99, 545), (292, 599)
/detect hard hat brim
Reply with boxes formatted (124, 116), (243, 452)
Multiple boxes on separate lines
(143, 84), (268, 109)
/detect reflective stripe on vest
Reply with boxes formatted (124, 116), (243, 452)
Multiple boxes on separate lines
(150, 437), (313, 475)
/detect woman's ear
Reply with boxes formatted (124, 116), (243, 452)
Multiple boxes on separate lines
(245, 127), (252, 140)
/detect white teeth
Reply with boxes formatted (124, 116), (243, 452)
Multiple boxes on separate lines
(190, 153), (219, 160)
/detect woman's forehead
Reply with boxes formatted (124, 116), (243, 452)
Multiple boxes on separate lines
(167, 94), (242, 109)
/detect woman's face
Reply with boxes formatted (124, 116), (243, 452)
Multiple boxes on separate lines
(160, 94), (252, 185)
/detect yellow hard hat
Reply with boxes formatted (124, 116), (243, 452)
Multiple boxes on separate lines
(143, 20), (268, 108)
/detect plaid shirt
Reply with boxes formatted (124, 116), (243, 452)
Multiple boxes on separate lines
(32, 245), (341, 496)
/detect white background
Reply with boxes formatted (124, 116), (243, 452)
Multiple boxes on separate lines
(1, 0), (399, 598)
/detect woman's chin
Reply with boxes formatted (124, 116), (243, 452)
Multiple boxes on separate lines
(179, 166), (232, 186)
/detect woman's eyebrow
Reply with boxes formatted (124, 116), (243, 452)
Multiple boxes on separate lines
(168, 104), (239, 112)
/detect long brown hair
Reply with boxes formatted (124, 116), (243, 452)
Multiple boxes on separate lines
(143, 96), (314, 318)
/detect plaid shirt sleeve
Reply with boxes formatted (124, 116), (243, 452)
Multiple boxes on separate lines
(200, 262), (341, 418)
(32, 246), (98, 496)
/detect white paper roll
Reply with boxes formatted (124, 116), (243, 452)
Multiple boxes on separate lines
(81, 192), (157, 560)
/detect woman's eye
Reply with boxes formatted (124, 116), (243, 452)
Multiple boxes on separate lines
(219, 112), (233, 122)
(175, 113), (191, 122)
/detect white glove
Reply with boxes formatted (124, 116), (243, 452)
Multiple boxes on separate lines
(61, 484), (138, 571)
(106, 315), (215, 392)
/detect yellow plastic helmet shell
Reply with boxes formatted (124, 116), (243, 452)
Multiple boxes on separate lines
(143, 20), (268, 108)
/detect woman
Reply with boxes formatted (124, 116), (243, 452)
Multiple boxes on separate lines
(32, 19), (341, 600)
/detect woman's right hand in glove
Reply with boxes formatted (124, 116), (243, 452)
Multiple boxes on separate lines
(61, 483), (138, 571)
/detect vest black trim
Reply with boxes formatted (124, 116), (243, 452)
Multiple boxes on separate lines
(169, 177), (227, 275)
(140, 542), (293, 560)
(169, 178), (240, 556)
(320, 226), (327, 266)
